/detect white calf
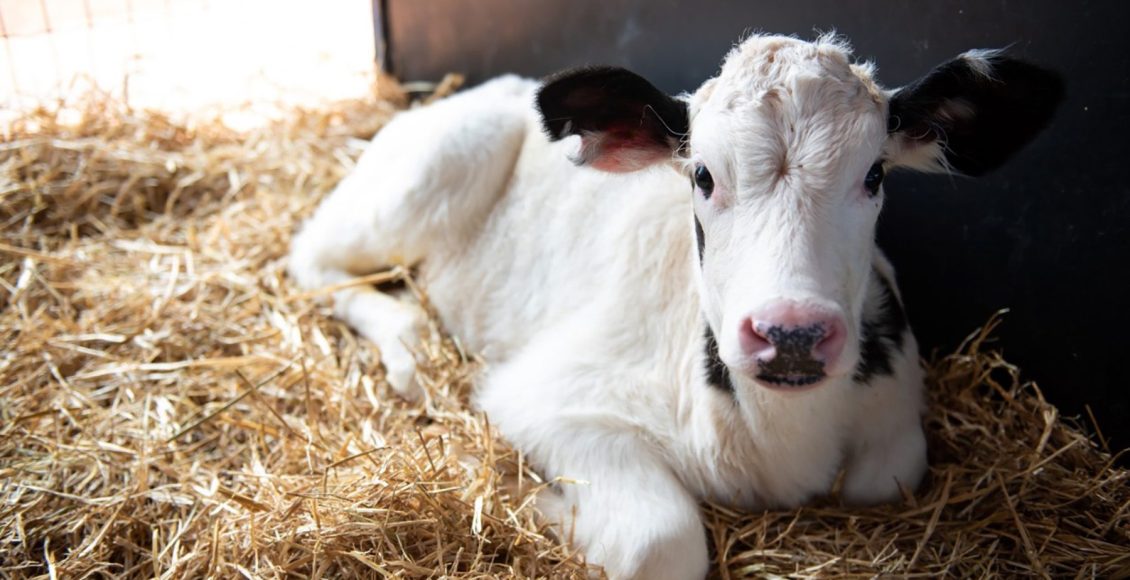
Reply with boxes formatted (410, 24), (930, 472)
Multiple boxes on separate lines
(289, 34), (1062, 579)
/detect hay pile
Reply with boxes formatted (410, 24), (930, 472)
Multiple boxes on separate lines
(1, 77), (1127, 579)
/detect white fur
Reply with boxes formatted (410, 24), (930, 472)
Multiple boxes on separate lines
(289, 36), (931, 579)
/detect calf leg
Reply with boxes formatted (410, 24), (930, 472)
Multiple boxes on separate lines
(842, 352), (928, 504)
(288, 76), (533, 396)
(533, 435), (709, 580)
(477, 328), (710, 580)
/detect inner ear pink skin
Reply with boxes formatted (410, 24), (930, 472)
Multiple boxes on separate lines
(584, 128), (673, 173)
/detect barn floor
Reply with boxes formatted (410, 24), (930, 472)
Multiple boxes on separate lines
(1, 79), (1127, 579)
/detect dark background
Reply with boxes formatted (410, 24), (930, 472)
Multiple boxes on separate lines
(378, 0), (1130, 455)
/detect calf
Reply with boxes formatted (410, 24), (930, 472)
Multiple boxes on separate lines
(289, 34), (1062, 580)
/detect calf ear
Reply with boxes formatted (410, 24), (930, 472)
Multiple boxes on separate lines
(886, 51), (1064, 176)
(536, 66), (689, 173)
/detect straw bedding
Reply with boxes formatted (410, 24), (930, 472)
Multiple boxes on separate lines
(1, 77), (1127, 579)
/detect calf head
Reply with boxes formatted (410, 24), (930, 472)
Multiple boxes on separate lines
(536, 34), (1062, 390)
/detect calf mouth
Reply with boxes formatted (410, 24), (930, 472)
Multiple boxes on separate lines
(755, 356), (826, 389)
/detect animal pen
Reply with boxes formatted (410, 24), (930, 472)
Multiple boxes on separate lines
(1, 1), (1127, 578)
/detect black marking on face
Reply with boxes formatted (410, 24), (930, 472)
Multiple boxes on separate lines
(755, 324), (827, 387)
(703, 324), (733, 393)
(694, 214), (705, 263)
(853, 270), (909, 384)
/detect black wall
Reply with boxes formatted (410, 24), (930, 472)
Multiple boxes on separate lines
(382, 0), (1130, 453)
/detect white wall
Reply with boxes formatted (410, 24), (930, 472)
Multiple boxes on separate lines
(1, 0), (377, 118)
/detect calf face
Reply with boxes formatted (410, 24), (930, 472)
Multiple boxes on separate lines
(537, 35), (1062, 390)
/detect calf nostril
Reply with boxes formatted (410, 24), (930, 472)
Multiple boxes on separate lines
(812, 319), (846, 363)
(738, 316), (772, 357)
(816, 321), (837, 346)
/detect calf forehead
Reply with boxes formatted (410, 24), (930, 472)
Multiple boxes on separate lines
(691, 36), (886, 189)
(711, 35), (883, 104)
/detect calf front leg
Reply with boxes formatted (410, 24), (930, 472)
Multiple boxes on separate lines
(477, 329), (710, 580)
(534, 433), (710, 580)
(842, 354), (928, 504)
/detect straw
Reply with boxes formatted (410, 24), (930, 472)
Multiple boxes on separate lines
(1, 77), (1126, 578)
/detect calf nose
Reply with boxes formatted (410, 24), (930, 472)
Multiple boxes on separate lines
(738, 302), (846, 386)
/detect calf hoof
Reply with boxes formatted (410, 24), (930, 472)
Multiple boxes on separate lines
(381, 348), (422, 401)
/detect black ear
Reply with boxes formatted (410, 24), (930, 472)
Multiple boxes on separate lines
(888, 51), (1065, 176)
(536, 66), (689, 173)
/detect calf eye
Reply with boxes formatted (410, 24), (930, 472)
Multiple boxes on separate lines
(864, 162), (885, 196)
(694, 164), (715, 198)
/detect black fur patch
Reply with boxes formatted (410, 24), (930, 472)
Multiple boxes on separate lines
(694, 214), (705, 263)
(854, 271), (909, 384)
(703, 324), (733, 393)
(535, 66), (689, 148)
(888, 53), (1064, 176)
